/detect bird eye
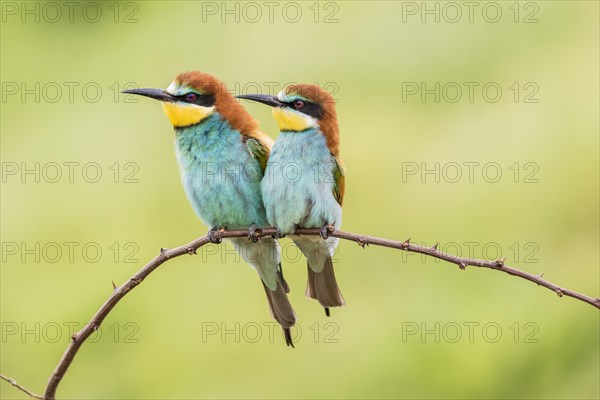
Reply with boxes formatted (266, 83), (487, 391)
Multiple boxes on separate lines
(185, 93), (198, 102)
(293, 100), (305, 109)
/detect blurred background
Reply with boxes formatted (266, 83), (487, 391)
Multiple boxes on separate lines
(1, 1), (598, 399)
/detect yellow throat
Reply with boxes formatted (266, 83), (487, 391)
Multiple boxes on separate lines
(162, 102), (214, 127)
(272, 107), (316, 131)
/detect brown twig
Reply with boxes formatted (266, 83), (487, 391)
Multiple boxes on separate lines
(330, 229), (600, 309)
(0, 373), (43, 399)
(1, 227), (595, 400)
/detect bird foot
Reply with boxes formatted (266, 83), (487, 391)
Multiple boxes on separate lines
(272, 228), (286, 239)
(320, 224), (335, 240)
(207, 227), (225, 244)
(248, 224), (262, 243)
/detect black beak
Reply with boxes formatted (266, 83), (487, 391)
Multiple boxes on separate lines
(236, 94), (284, 107)
(121, 88), (175, 102)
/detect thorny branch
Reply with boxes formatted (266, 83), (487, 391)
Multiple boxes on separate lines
(2, 227), (598, 400)
(0, 373), (43, 399)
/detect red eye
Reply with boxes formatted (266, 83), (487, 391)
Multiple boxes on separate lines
(186, 93), (198, 102)
(293, 100), (305, 108)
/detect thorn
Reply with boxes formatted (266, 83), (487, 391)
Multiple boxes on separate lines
(495, 258), (505, 267)
(71, 333), (78, 341)
(534, 272), (545, 286)
(432, 242), (439, 251)
(555, 289), (563, 297)
(186, 247), (197, 255)
(458, 262), (467, 270)
(356, 238), (368, 248)
(402, 238), (411, 250)
(160, 247), (168, 254)
(112, 281), (118, 291)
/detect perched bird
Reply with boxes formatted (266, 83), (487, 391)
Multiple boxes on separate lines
(237, 85), (346, 316)
(123, 71), (296, 346)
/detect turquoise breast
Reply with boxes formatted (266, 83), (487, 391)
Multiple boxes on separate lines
(174, 113), (267, 229)
(261, 128), (342, 234)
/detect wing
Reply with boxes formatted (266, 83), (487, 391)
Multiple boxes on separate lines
(331, 154), (346, 206)
(244, 135), (271, 174)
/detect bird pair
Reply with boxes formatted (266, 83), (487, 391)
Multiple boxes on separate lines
(123, 71), (345, 347)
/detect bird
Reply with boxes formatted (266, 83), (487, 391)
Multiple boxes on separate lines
(122, 71), (297, 346)
(237, 84), (346, 316)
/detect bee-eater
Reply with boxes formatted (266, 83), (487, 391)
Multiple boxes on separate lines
(237, 85), (346, 315)
(123, 71), (296, 346)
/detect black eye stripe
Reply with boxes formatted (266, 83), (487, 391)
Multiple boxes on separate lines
(286, 100), (323, 119)
(177, 93), (215, 107)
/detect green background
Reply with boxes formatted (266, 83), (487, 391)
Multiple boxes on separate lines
(1, 1), (598, 399)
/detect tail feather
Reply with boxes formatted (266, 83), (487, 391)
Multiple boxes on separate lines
(262, 279), (296, 347)
(283, 327), (294, 348)
(230, 237), (295, 346)
(306, 256), (345, 313)
(278, 263), (290, 293)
